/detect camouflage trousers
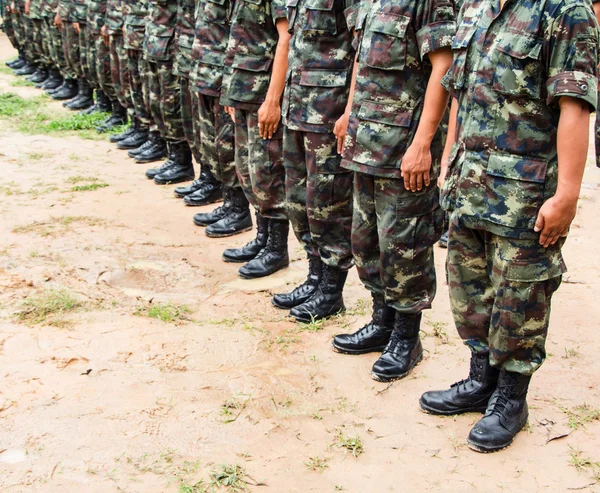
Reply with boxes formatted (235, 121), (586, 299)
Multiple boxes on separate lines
(11, 8), (26, 54)
(284, 128), (353, 270)
(96, 36), (115, 100)
(447, 212), (565, 376)
(4, 6), (18, 50)
(180, 77), (201, 162)
(127, 49), (151, 128)
(143, 59), (185, 141)
(77, 23), (91, 83)
(353, 174), (443, 313)
(62, 22), (81, 79)
(109, 34), (131, 110)
(192, 92), (238, 189)
(84, 28), (101, 89)
(595, 106), (600, 168)
(235, 109), (287, 221)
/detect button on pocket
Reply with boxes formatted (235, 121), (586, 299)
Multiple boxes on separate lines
(365, 12), (410, 71)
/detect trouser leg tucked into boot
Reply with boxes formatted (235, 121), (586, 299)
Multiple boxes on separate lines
(272, 256), (322, 310)
(332, 293), (395, 355)
(238, 219), (290, 279)
(371, 312), (423, 382)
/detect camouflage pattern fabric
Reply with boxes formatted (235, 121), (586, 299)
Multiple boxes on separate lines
(63, 19), (82, 79)
(78, 20), (92, 85)
(235, 109), (287, 221)
(441, 0), (598, 240)
(4, 4), (19, 50)
(42, 16), (70, 77)
(143, 0), (178, 63)
(180, 77), (201, 162)
(220, 0), (287, 111)
(353, 174), (443, 313)
(447, 212), (564, 376)
(10, 6), (26, 55)
(96, 35), (116, 99)
(123, 0), (147, 51)
(282, 0), (358, 134)
(143, 59), (185, 141)
(342, 0), (455, 179)
(109, 33), (131, 109)
(105, 0), (123, 33)
(284, 128), (353, 270)
(596, 108), (600, 168)
(128, 49), (152, 127)
(173, 0), (195, 78)
(84, 0), (107, 90)
(193, 92), (239, 188)
(29, 18), (45, 65)
(190, 0), (231, 98)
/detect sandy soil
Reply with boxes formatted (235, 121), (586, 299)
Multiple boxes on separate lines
(1, 35), (600, 493)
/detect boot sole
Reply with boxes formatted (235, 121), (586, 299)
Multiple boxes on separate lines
(370, 351), (423, 383)
(293, 306), (346, 324)
(222, 255), (256, 264)
(135, 156), (168, 164)
(419, 399), (488, 416)
(205, 225), (253, 238)
(238, 263), (289, 280)
(466, 417), (528, 453)
(118, 143), (148, 150)
(184, 197), (224, 207)
(154, 176), (196, 185)
(331, 343), (388, 355)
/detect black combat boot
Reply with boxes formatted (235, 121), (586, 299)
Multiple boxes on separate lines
(223, 214), (269, 263)
(6, 55), (25, 68)
(371, 312), (423, 382)
(205, 189), (252, 238)
(27, 65), (49, 84)
(419, 352), (499, 415)
(38, 68), (62, 90)
(118, 124), (149, 150)
(154, 141), (195, 185)
(272, 256), (322, 309)
(134, 131), (167, 162)
(51, 78), (78, 100)
(182, 166), (223, 205)
(332, 294), (395, 354)
(14, 61), (36, 76)
(47, 78), (68, 96)
(290, 265), (347, 323)
(97, 101), (127, 132)
(238, 220), (290, 279)
(66, 79), (94, 110)
(63, 79), (85, 108)
(110, 119), (138, 143)
(467, 371), (530, 453)
(176, 164), (217, 196)
(145, 141), (177, 179)
(97, 90), (111, 112)
(193, 189), (231, 227)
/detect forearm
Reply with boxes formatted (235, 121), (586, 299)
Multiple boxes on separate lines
(441, 97), (458, 163)
(265, 22), (290, 104)
(556, 96), (589, 201)
(344, 51), (359, 114)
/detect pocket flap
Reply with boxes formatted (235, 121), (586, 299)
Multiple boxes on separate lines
(397, 186), (440, 218)
(495, 32), (542, 60)
(305, 0), (335, 10)
(358, 101), (413, 127)
(452, 24), (476, 49)
(370, 12), (410, 38)
(505, 258), (565, 282)
(232, 54), (273, 72)
(299, 69), (348, 87)
(207, 0), (227, 5)
(243, 0), (262, 4)
(287, 0), (299, 6)
(486, 152), (548, 184)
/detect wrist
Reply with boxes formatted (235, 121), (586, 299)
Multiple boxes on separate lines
(553, 188), (580, 205)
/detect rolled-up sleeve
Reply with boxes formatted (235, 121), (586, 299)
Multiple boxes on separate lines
(416, 0), (456, 60)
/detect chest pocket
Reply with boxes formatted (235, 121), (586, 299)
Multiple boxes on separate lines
(237, 0), (267, 26)
(205, 0), (229, 24)
(450, 23), (476, 91)
(365, 11), (410, 71)
(304, 0), (337, 36)
(491, 32), (543, 99)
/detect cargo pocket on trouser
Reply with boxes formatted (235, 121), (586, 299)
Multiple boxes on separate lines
(490, 243), (566, 375)
(383, 185), (443, 313)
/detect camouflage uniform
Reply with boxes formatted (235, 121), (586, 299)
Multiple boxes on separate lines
(143, 0), (185, 142)
(4, 1), (19, 51)
(41, 0), (68, 74)
(59, 0), (81, 80)
(85, 0), (107, 91)
(106, 0), (131, 110)
(282, 0), (358, 271)
(190, 0), (237, 188)
(26, 0), (44, 65)
(219, 0), (288, 220)
(174, 0), (200, 160)
(73, 0), (89, 82)
(594, 0), (600, 168)
(341, 0), (454, 311)
(123, 0), (151, 128)
(442, 0), (598, 375)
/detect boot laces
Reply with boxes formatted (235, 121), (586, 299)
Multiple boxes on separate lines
(383, 330), (409, 354)
(489, 373), (520, 417)
(450, 355), (482, 391)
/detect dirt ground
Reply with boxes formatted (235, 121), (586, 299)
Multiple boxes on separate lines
(1, 36), (600, 493)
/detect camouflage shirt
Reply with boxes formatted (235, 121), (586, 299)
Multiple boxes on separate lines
(341, 0), (456, 178)
(105, 0), (123, 33)
(190, 0), (232, 97)
(173, 0), (196, 78)
(29, 0), (43, 19)
(86, 0), (106, 32)
(220, 0), (288, 110)
(441, 0), (599, 240)
(41, 0), (59, 18)
(282, 0), (359, 133)
(72, 0), (87, 22)
(143, 0), (179, 63)
(123, 0), (148, 51)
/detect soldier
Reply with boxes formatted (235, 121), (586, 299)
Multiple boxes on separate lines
(271, 0), (357, 320)
(5, 1), (24, 68)
(419, 0), (598, 452)
(13, 0), (40, 77)
(215, 0), (290, 278)
(117, 0), (153, 153)
(50, 0), (80, 100)
(141, 0), (193, 185)
(38, 0), (65, 91)
(65, 0), (94, 110)
(593, 0), (600, 168)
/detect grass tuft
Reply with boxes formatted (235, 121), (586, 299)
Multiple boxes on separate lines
(561, 404), (600, 430)
(333, 431), (364, 458)
(209, 464), (249, 492)
(17, 288), (82, 325)
(71, 183), (109, 192)
(135, 302), (192, 323)
(0, 92), (42, 117)
(305, 455), (329, 473)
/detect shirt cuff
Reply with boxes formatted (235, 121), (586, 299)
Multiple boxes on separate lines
(272, 6), (288, 22)
(344, 4), (359, 32)
(416, 21), (456, 60)
(546, 71), (597, 111)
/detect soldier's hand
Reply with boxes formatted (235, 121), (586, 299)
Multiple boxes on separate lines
(11, 2), (16, 14)
(258, 99), (281, 140)
(401, 141), (432, 192)
(534, 195), (576, 248)
(73, 22), (80, 34)
(54, 13), (63, 30)
(334, 111), (350, 155)
(25, 0), (30, 15)
(224, 106), (235, 122)
(101, 25), (109, 45)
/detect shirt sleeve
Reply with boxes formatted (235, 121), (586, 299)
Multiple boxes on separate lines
(416, 0), (457, 60)
(271, 0), (287, 22)
(545, 3), (599, 110)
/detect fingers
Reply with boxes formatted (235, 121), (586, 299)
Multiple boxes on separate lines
(403, 172), (411, 191)
(424, 171), (431, 188)
(337, 135), (344, 155)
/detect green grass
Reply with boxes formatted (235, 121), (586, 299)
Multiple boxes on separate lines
(333, 431), (364, 458)
(67, 176), (99, 184)
(135, 302), (192, 323)
(305, 455), (329, 473)
(0, 92), (42, 117)
(209, 464), (249, 492)
(17, 288), (82, 325)
(11, 78), (37, 87)
(71, 183), (109, 192)
(561, 404), (600, 430)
